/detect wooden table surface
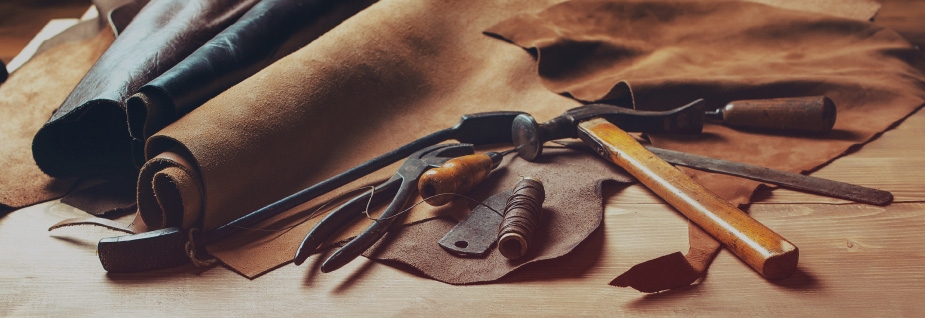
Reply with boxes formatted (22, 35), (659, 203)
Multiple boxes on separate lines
(1, 1), (924, 316)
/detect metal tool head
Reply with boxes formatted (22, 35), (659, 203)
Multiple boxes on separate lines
(438, 190), (512, 257)
(399, 143), (476, 178)
(512, 100), (705, 162)
(451, 111), (528, 145)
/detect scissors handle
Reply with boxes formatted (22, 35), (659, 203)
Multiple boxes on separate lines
(293, 177), (401, 265)
(320, 177), (418, 273)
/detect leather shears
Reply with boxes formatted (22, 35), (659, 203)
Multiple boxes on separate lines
(293, 143), (477, 272)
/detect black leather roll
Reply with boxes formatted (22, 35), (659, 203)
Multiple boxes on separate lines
(32, 0), (260, 178)
(126, 0), (373, 143)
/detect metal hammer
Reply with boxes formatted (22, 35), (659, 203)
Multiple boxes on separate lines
(512, 102), (798, 280)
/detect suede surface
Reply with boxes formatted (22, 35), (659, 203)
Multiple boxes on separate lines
(0, 30), (113, 211)
(364, 147), (633, 284)
(141, 0), (581, 278)
(486, 0), (925, 291)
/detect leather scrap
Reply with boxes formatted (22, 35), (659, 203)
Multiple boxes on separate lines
(365, 147), (633, 284)
(0, 29), (113, 211)
(32, 0), (262, 178)
(486, 0), (925, 292)
(33, 0), (143, 58)
(60, 177), (137, 217)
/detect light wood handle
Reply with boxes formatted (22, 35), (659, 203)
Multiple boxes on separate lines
(577, 118), (798, 280)
(418, 153), (494, 206)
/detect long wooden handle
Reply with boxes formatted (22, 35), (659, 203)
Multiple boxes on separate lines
(577, 118), (798, 280)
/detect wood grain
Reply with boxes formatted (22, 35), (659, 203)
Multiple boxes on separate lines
(578, 118), (798, 279)
(0, 1), (924, 316)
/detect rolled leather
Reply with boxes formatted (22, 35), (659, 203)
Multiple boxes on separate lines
(32, 0), (261, 178)
(136, 0), (578, 277)
(126, 0), (372, 144)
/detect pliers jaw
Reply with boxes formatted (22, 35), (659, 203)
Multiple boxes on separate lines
(294, 143), (476, 271)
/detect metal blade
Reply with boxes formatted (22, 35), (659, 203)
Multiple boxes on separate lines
(438, 190), (512, 257)
(645, 146), (893, 206)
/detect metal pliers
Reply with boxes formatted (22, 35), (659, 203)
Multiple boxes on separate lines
(293, 143), (475, 272)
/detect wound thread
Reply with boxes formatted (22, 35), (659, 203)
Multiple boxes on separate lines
(498, 177), (546, 260)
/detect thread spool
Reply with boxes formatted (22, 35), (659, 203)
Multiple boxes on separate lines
(497, 177), (546, 260)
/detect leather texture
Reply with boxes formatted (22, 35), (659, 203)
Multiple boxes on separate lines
(140, 0), (579, 278)
(1, 60), (7, 84)
(0, 29), (113, 211)
(32, 0), (261, 178)
(487, 0), (925, 292)
(126, 0), (373, 144)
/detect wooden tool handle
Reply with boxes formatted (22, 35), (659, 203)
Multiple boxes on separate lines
(709, 96), (836, 134)
(577, 118), (798, 280)
(418, 153), (496, 206)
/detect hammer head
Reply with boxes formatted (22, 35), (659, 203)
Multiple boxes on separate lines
(512, 100), (705, 161)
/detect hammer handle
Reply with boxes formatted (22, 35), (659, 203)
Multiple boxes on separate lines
(577, 118), (798, 280)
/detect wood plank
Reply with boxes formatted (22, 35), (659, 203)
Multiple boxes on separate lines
(3, 199), (923, 315)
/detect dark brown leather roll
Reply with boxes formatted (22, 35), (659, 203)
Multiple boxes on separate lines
(32, 0), (260, 178)
(126, 0), (373, 144)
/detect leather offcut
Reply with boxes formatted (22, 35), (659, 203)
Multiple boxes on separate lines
(0, 29), (113, 211)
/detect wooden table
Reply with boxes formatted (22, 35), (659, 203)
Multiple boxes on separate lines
(1, 1), (923, 316)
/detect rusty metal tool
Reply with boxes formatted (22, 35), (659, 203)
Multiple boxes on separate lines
(512, 103), (799, 280)
(645, 146), (892, 205)
(706, 96), (836, 134)
(294, 143), (480, 272)
(439, 189), (512, 257)
(97, 111), (525, 273)
(441, 144), (892, 258)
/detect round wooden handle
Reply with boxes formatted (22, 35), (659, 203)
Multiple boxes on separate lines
(717, 96), (836, 134)
(418, 153), (494, 206)
(577, 118), (799, 280)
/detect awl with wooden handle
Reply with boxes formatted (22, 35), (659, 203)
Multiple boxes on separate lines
(418, 152), (503, 206)
(706, 96), (836, 134)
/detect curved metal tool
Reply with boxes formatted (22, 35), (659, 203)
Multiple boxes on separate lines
(294, 143), (476, 272)
(512, 100), (704, 161)
(98, 111), (524, 273)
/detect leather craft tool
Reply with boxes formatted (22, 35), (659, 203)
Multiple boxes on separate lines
(512, 104), (799, 279)
(98, 105), (706, 273)
(440, 144), (891, 258)
(97, 111), (525, 273)
(438, 177), (546, 259)
(644, 146), (892, 205)
(293, 143), (483, 272)
(418, 152), (505, 206)
(439, 190), (512, 257)
(705, 96), (836, 134)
